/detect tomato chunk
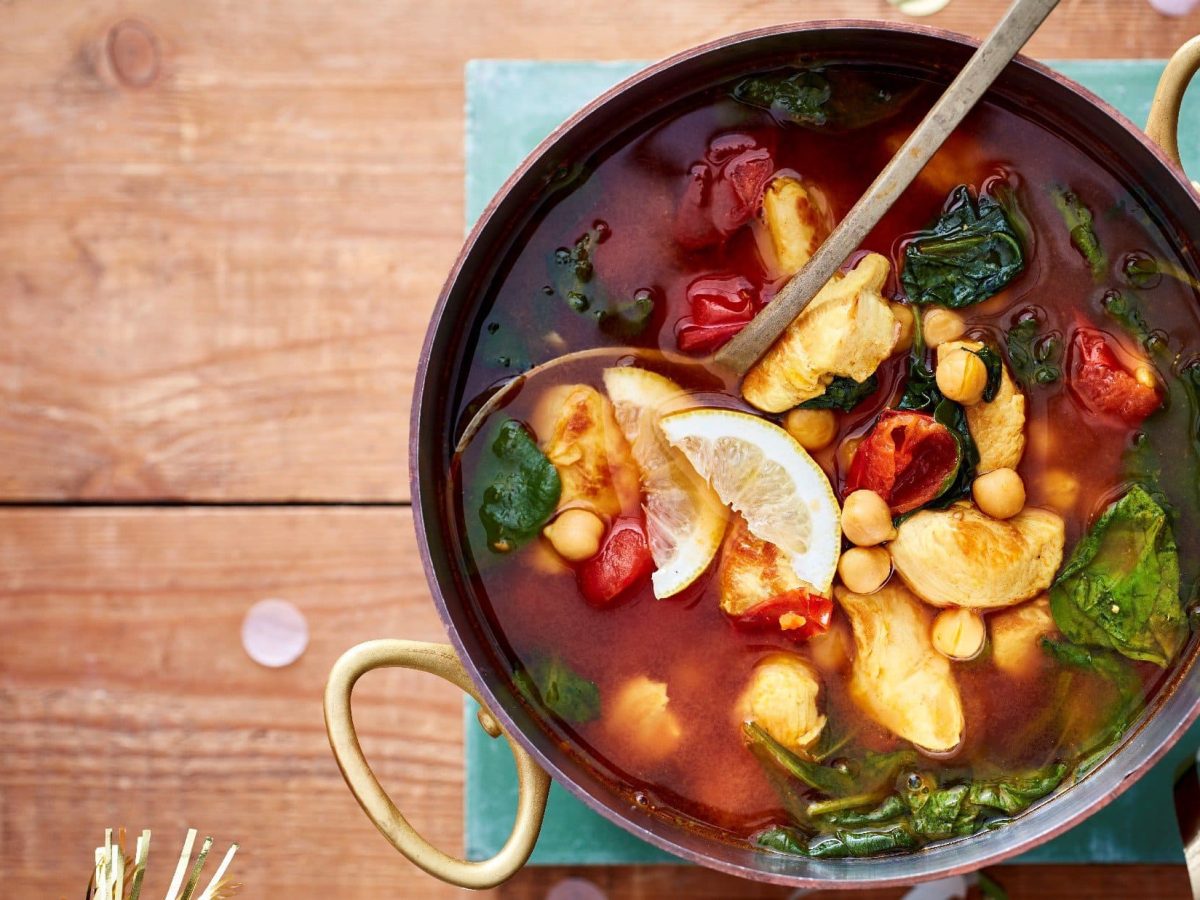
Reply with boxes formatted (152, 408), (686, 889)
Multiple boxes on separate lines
(577, 516), (654, 606)
(845, 410), (961, 515)
(732, 590), (833, 642)
(673, 133), (774, 250)
(1069, 329), (1161, 424)
(675, 273), (759, 354)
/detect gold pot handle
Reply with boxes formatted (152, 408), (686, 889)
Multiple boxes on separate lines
(323, 639), (550, 889)
(1147, 35), (1200, 180)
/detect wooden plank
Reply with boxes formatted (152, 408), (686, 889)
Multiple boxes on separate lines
(2, 1), (1198, 501)
(1, 506), (1193, 896)
(0, 507), (472, 898)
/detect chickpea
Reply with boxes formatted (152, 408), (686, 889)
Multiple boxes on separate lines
(972, 467), (1025, 520)
(841, 489), (897, 547)
(891, 302), (915, 353)
(837, 436), (864, 473)
(1135, 364), (1158, 389)
(922, 308), (967, 347)
(838, 546), (892, 594)
(542, 508), (605, 562)
(936, 347), (989, 405)
(931, 608), (986, 661)
(1040, 467), (1080, 513)
(784, 408), (837, 451)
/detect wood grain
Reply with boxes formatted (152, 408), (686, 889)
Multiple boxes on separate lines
(2, 0), (1199, 501)
(0, 507), (474, 898)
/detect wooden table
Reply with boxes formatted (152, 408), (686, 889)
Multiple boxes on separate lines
(3, 1), (1198, 896)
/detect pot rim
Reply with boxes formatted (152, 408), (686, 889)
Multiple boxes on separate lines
(411, 20), (1200, 887)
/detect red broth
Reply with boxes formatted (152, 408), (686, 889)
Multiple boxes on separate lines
(450, 67), (1200, 844)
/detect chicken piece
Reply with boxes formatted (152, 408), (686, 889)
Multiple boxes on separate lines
(938, 340), (1027, 473)
(759, 176), (830, 278)
(838, 582), (964, 753)
(991, 596), (1057, 678)
(737, 653), (826, 754)
(743, 253), (899, 413)
(889, 502), (1065, 609)
(541, 385), (640, 519)
(606, 675), (682, 763)
(718, 516), (804, 615)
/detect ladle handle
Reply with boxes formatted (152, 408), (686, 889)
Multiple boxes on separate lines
(1146, 35), (1200, 188)
(713, 0), (1061, 376)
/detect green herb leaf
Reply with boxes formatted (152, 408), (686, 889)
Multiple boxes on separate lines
(478, 419), (561, 553)
(805, 823), (920, 858)
(1041, 638), (1142, 770)
(733, 70), (831, 126)
(1049, 485), (1185, 667)
(732, 67), (916, 131)
(1052, 187), (1106, 280)
(597, 292), (656, 339)
(1005, 313), (1062, 387)
(1123, 254), (1162, 289)
(513, 655), (601, 724)
(799, 374), (879, 411)
(753, 825), (811, 855)
(901, 186), (1025, 308)
(971, 345), (1004, 403)
(965, 763), (1068, 815)
(1101, 289), (1155, 349)
(745, 722), (915, 800)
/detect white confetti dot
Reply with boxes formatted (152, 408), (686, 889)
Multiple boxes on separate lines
(1148, 0), (1200, 15)
(242, 598), (309, 668)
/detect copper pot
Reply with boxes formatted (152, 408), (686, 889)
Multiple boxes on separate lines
(325, 22), (1200, 890)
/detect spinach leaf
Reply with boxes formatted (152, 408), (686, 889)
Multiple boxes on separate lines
(745, 722), (915, 800)
(597, 291), (656, 339)
(1049, 485), (1186, 667)
(897, 307), (940, 412)
(965, 763), (1068, 815)
(901, 186), (1024, 308)
(799, 374), (878, 411)
(763, 761), (1069, 859)
(1052, 187), (1106, 281)
(733, 69), (832, 126)
(514, 655), (600, 724)
(731, 67), (916, 131)
(758, 822), (919, 859)
(478, 419), (561, 553)
(754, 825), (810, 855)
(805, 823), (919, 859)
(972, 345), (1004, 402)
(1101, 290), (1155, 349)
(1005, 312), (1063, 387)
(1041, 638), (1142, 770)
(907, 783), (979, 839)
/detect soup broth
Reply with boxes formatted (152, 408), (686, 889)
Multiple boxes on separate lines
(450, 65), (1200, 856)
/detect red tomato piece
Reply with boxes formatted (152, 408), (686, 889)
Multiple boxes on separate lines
(577, 516), (654, 607)
(1069, 329), (1161, 424)
(733, 590), (834, 642)
(675, 273), (759, 354)
(844, 410), (961, 515)
(673, 133), (775, 250)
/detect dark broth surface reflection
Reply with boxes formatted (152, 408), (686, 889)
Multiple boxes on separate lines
(450, 67), (1200, 847)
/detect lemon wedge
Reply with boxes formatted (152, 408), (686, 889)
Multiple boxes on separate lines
(659, 408), (841, 596)
(602, 367), (728, 598)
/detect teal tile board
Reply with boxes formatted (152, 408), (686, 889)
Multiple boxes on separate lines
(463, 59), (1200, 865)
